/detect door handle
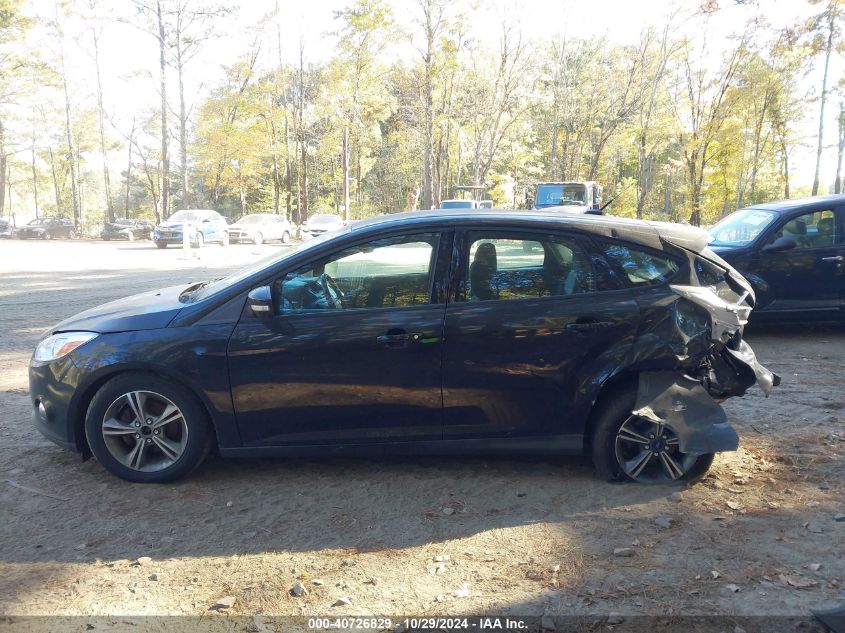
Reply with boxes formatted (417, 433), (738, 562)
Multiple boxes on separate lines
(821, 256), (843, 263)
(565, 320), (614, 331)
(376, 331), (423, 347)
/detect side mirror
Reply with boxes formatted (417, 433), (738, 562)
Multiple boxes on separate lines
(247, 286), (273, 317)
(762, 235), (796, 253)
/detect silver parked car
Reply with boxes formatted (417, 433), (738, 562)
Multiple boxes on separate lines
(228, 213), (293, 245)
(302, 214), (345, 240)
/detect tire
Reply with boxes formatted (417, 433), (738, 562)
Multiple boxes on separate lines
(68, 230), (77, 240)
(591, 383), (714, 485)
(155, 241), (167, 249)
(84, 373), (214, 483)
(43, 232), (51, 240)
(127, 232), (135, 241)
(281, 230), (291, 244)
(254, 232), (263, 246)
(220, 231), (229, 247)
(195, 232), (204, 248)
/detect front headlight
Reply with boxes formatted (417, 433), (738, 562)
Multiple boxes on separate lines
(33, 332), (98, 362)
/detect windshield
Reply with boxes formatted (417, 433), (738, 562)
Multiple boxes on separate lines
(191, 230), (344, 301)
(308, 215), (341, 227)
(28, 219), (47, 225)
(168, 210), (202, 222)
(535, 184), (586, 207)
(708, 208), (778, 247)
(236, 215), (268, 225)
(440, 200), (475, 209)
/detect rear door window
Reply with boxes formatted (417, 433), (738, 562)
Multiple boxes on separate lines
(600, 243), (680, 286)
(460, 231), (622, 302)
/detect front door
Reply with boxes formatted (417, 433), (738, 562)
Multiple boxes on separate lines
(442, 229), (640, 441)
(751, 207), (845, 314)
(228, 231), (448, 446)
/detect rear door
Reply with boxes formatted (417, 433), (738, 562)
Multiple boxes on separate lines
(750, 207), (845, 314)
(441, 228), (639, 442)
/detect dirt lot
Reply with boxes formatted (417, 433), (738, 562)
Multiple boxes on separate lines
(0, 239), (844, 629)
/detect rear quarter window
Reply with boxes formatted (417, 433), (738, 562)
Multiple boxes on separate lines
(601, 243), (680, 286)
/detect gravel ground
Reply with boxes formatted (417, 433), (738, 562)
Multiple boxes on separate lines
(0, 239), (843, 630)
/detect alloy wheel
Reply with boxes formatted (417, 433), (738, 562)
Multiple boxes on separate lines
(101, 390), (189, 472)
(614, 415), (697, 483)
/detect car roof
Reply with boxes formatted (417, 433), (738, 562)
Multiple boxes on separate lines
(742, 194), (845, 214)
(350, 209), (709, 253)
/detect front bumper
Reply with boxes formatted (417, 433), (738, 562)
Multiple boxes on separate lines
(228, 231), (255, 243)
(29, 357), (83, 452)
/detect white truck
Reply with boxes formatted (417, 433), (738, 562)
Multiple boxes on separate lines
(533, 181), (603, 214)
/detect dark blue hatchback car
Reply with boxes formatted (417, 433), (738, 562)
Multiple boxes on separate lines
(30, 211), (777, 484)
(708, 195), (845, 320)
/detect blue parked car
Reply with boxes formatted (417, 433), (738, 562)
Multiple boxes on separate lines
(708, 195), (845, 320)
(153, 209), (229, 248)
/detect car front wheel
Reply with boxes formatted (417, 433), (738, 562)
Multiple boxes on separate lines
(85, 373), (214, 483)
(254, 232), (263, 245)
(591, 384), (714, 485)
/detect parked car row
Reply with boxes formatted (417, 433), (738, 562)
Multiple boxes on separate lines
(14, 217), (78, 240)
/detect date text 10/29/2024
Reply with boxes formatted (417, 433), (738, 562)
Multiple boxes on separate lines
(307, 617), (529, 631)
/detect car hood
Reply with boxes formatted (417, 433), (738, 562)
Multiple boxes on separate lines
(51, 284), (188, 334)
(157, 220), (197, 230)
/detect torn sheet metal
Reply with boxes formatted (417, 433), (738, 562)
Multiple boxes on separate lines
(722, 338), (780, 397)
(633, 370), (739, 455)
(669, 284), (751, 343)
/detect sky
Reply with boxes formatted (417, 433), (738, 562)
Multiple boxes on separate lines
(22, 0), (840, 192)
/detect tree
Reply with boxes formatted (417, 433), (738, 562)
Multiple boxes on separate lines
(167, 0), (230, 209)
(808, 0), (842, 196)
(671, 30), (745, 225)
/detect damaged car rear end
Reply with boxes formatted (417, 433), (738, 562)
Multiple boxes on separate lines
(589, 219), (780, 484)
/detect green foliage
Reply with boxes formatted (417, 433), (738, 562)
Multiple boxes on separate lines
(0, 0), (830, 227)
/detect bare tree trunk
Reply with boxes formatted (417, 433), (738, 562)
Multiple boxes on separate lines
(31, 142), (40, 218)
(342, 126), (350, 223)
(836, 102), (845, 194)
(812, 8), (835, 196)
(0, 121), (6, 218)
(298, 42), (309, 222)
(56, 2), (80, 226)
(125, 116), (135, 215)
(49, 147), (62, 215)
(157, 0), (170, 217)
(92, 28), (114, 222)
(177, 46), (189, 209)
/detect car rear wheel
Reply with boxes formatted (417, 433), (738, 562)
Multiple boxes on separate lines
(155, 241), (167, 249)
(591, 384), (714, 485)
(43, 232), (51, 240)
(282, 230), (291, 244)
(85, 374), (214, 483)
